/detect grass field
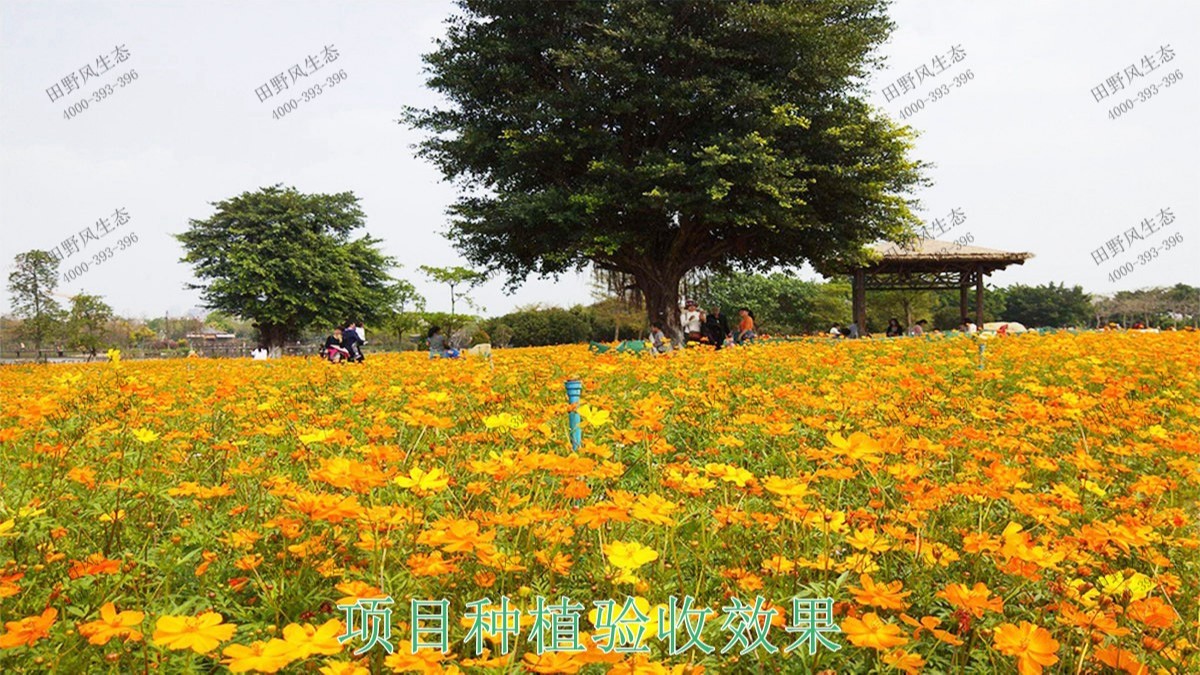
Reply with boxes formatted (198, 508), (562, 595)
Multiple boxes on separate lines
(0, 331), (1197, 673)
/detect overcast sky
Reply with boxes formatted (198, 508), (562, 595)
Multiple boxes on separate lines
(2, 0), (1196, 319)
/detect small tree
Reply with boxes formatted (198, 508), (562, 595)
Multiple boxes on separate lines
(67, 293), (113, 358)
(177, 185), (407, 356)
(7, 250), (65, 359)
(382, 278), (426, 348)
(419, 265), (486, 315)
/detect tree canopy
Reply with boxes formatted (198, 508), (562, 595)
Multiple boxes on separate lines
(407, 0), (926, 337)
(176, 185), (404, 352)
(1004, 283), (1092, 328)
(7, 250), (64, 356)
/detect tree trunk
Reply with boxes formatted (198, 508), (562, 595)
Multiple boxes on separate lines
(635, 269), (684, 346)
(261, 324), (288, 358)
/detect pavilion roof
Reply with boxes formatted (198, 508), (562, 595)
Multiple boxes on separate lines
(853, 237), (1034, 274)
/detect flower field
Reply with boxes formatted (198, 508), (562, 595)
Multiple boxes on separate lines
(0, 331), (1198, 674)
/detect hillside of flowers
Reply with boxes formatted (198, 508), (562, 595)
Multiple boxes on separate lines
(0, 331), (1197, 674)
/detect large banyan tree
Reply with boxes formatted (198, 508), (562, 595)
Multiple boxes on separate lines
(406, 0), (927, 339)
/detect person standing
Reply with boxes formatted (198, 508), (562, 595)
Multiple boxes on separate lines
(681, 300), (703, 346)
(704, 306), (731, 350)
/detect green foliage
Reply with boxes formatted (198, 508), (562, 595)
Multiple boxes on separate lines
(407, 0), (928, 334)
(66, 294), (113, 353)
(6, 250), (65, 355)
(583, 298), (647, 342)
(176, 185), (407, 350)
(1004, 283), (1092, 328)
(1093, 284), (1200, 328)
(203, 312), (254, 337)
(419, 265), (486, 315)
(484, 305), (592, 347)
(924, 287), (1007, 331)
(694, 272), (850, 334)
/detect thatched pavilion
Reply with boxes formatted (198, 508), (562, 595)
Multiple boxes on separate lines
(839, 238), (1034, 331)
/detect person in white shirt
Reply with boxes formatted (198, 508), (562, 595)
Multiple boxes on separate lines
(681, 300), (703, 346)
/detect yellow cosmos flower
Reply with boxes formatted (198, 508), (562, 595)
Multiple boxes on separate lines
(298, 429), (336, 444)
(1097, 571), (1154, 601)
(394, 466), (450, 495)
(604, 541), (658, 570)
(577, 404), (611, 427)
(131, 428), (159, 443)
(484, 412), (527, 431)
(152, 612), (236, 654)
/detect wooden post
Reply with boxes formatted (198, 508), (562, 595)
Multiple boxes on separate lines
(852, 270), (867, 334)
(975, 265), (984, 327)
(959, 275), (969, 322)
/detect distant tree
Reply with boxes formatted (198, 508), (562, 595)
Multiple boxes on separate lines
(177, 185), (407, 355)
(866, 290), (927, 333)
(696, 272), (839, 335)
(7, 250), (65, 358)
(203, 312), (253, 337)
(928, 286), (1006, 330)
(1163, 283), (1199, 327)
(406, 0), (927, 342)
(381, 278), (426, 348)
(66, 293), (113, 358)
(1004, 283), (1091, 328)
(419, 265), (486, 315)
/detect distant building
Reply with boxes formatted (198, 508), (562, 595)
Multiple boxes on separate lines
(185, 326), (236, 341)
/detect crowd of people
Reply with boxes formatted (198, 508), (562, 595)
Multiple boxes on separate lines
(648, 300), (757, 354)
(322, 321), (367, 363)
(832, 316), (979, 339)
(313, 310), (995, 364)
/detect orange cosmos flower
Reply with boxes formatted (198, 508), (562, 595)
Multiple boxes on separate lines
(152, 612), (236, 654)
(883, 648), (926, 674)
(1126, 596), (1176, 629)
(78, 602), (144, 645)
(319, 662), (371, 675)
(0, 572), (23, 599)
(335, 580), (385, 606)
(384, 641), (446, 671)
(840, 612), (908, 650)
(222, 638), (296, 673)
(281, 618), (344, 657)
(0, 608), (56, 649)
(849, 574), (911, 610)
(936, 582), (1003, 618)
(901, 614), (963, 646)
(1093, 644), (1147, 674)
(992, 621), (1058, 675)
